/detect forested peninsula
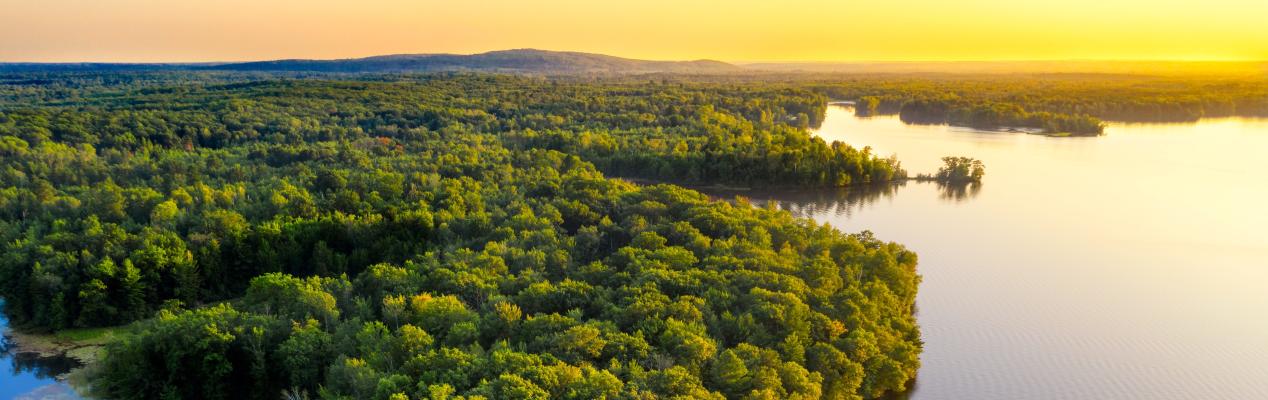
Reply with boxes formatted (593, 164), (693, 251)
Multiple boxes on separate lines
(0, 73), (921, 400)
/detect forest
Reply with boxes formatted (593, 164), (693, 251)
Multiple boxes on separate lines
(2, 69), (1256, 399)
(0, 73), (920, 400)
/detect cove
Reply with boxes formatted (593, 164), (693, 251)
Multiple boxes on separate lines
(710, 105), (1268, 399)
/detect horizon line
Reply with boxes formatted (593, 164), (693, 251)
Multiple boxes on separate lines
(4, 59), (1266, 65)
(1, 48), (1266, 65)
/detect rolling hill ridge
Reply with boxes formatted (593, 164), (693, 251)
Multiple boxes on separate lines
(206, 49), (740, 74)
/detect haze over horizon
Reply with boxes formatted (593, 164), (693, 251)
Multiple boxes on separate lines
(4, 48), (1268, 65)
(3, 0), (1267, 63)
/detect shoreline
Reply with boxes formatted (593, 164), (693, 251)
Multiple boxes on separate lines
(3, 329), (106, 368)
(3, 326), (114, 396)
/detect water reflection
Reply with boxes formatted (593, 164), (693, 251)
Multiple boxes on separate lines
(1, 301), (85, 400)
(5, 351), (84, 382)
(768, 184), (904, 218)
(934, 181), (981, 203)
(694, 179), (982, 220)
(692, 182), (905, 218)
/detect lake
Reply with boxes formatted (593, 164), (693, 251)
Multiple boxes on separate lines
(732, 105), (1268, 399)
(1, 300), (83, 400)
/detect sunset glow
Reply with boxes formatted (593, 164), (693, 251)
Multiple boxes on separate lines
(4, 1), (1268, 399)
(3, 0), (1266, 62)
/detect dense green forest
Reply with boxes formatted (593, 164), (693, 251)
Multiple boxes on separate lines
(0, 74), (905, 187)
(0, 73), (919, 399)
(3, 70), (1257, 399)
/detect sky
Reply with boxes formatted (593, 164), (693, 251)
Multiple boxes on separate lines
(2, 0), (1266, 63)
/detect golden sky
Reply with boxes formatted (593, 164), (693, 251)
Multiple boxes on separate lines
(2, 0), (1266, 62)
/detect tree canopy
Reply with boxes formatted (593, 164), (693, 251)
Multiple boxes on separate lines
(0, 72), (921, 400)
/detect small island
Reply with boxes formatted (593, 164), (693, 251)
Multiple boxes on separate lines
(923, 157), (987, 183)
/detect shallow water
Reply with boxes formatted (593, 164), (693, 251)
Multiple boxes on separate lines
(741, 106), (1268, 399)
(1, 301), (83, 400)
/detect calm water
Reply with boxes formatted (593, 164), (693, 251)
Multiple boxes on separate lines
(748, 106), (1268, 399)
(1, 300), (83, 400)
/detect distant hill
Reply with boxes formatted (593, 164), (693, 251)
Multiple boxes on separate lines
(206, 49), (740, 74)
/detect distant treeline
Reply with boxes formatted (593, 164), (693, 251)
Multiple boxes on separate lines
(0, 74), (903, 188)
(866, 96), (1105, 135)
(815, 75), (1268, 135)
